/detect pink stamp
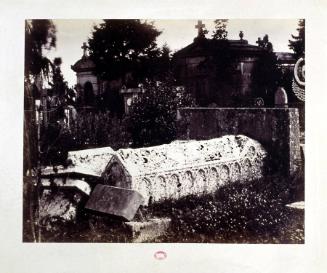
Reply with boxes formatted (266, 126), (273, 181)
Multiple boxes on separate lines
(154, 251), (167, 260)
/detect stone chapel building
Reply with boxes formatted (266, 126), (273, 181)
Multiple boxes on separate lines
(173, 21), (294, 107)
(71, 43), (102, 108)
(71, 22), (297, 111)
(71, 43), (142, 114)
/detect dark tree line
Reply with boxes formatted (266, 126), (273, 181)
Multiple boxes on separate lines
(289, 19), (305, 58)
(24, 20), (57, 174)
(88, 19), (171, 84)
(87, 19), (172, 115)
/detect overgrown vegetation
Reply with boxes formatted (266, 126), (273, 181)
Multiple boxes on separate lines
(125, 77), (196, 147)
(289, 19), (305, 58)
(251, 35), (281, 106)
(24, 174), (304, 243)
(151, 175), (304, 243)
(38, 75), (196, 165)
(39, 111), (131, 165)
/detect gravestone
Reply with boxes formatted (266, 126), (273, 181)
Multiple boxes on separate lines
(274, 87), (288, 106)
(85, 185), (144, 221)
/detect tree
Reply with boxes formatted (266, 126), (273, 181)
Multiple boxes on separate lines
(256, 34), (273, 52)
(49, 57), (69, 97)
(24, 19), (57, 174)
(252, 35), (281, 105)
(88, 19), (162, 84)
(289, 19), (305, 58)
(24, 19), (57, 243)
(125, 76), (196, 147)
(212, 19), (228, 40)
(25, 20), (57, 80)
(144, 43), (172, 81)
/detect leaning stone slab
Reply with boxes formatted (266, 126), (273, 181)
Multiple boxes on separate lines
(85, 184), (145, 221)
(39, 189), (84, 229)
(124, 218), (171, 242)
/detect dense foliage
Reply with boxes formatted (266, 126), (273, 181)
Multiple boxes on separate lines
(24, 174), (304, 243)
(251, 35), (281, 105)
(48, 57), (70, 97)
(88, 20), (166, 84)
(125, 78), (196, 147)
(289, 19), (305, 58)
(152, 175), (304, 243)
(25, 20), (57, 79)
(24, 19), (58, 174)
(39, 111), (130, 165)
(212, 19), (228, 40)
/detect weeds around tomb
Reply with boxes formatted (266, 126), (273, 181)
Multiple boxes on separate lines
(23, 173), (304, 243)
(151, 174), (304, 243)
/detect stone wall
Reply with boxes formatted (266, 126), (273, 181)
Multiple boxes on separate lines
(177, 107), (301, 176)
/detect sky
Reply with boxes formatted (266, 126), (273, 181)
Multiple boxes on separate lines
(44, 19), (300, 87)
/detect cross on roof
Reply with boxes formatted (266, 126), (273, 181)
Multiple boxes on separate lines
(195, 20), (205, 36)
(81, 42), (88, 57)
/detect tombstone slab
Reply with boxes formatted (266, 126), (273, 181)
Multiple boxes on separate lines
(85, 184), (144, 221)
(274, 87), (288, 106)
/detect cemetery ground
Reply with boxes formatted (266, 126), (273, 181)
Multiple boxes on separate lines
(23, 173), (304, 243)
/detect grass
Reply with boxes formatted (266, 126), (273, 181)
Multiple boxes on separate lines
(23, 174), (304, 243)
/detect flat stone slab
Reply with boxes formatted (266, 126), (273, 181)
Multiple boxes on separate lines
(125, 218), (171, 242)
(85, 185), (144, 221)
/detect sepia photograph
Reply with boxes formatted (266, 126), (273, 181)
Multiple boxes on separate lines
(23, 19), (305, 243)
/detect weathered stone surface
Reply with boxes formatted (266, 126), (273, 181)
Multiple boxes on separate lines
(124, 218), (171, 242)
(40, 178), (92, 195)
(39, 189), (83, 228)
(67, 147), (115, 176)
(41, 146), (115, 177)
(85, 185), (145, 221)
(39, 135), (268, 222)
(103, 135), (267, 205)
(177, 107), (301, 176)
(274, 87), (288, 106)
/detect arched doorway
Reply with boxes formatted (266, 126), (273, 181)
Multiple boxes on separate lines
(83, 81), (94, 106)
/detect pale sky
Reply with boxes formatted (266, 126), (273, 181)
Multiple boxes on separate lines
(44, 19), (300, 87)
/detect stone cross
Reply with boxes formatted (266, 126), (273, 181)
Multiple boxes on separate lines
(81, 42), (88, 57)
(195, 20), (205, 36)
